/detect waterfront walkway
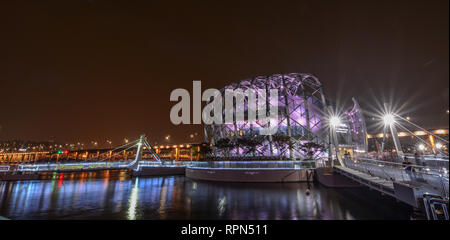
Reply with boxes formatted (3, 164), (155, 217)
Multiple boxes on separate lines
(334, 166), (395, 197)
(333, 157), (449, 220)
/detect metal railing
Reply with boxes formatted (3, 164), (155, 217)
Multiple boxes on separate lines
(16, 161), (132, 172)
(404, 154), (449, 170)
(423, 193), (449, 220)
(137, 160), (186, 167)
(189, 160), (317, 169)
(0, 165), (10, 172)
(344, 156), (449, 199)
(358, 153), (449, 170)
(6, 160), (187, 173)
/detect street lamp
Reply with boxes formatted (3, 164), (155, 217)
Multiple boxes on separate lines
(383, 113), (395, 126)
(418, 144), (425, 151)
(380, 109), (403, 158)
(189, 133), (198, 141)
(328, 115), (343, 167)
(329, 116), (341, 127)
(107, 140), (112, 149)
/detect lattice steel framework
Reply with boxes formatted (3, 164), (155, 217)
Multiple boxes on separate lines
(345, 98), (368, 154)
(204, 73), (330, 161)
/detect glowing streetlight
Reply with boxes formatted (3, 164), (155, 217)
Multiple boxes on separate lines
(418, 144), (425, 151)
(107, 140), (112, 149)
(329, 116), (341, 127)
(165, 135), (171, 141)
(406, 116), (411, 121)
(124, 138), (129, 144)
(383, 114), (395, 126)
(189, 133), (198, 140)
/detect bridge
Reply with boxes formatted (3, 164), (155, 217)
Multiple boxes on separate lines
(0, 135), (187, 176)
(0, 101), (448, 220)
(333, 156), (448, 219)
(0, 142), (203, 165)
(325, 101), (449, 220)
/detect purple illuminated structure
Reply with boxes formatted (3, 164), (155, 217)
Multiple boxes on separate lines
(345, 98), (368, 154)
(204, 73), (330, 161)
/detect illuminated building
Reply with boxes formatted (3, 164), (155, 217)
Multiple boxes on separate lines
(204, 73), (331, 161)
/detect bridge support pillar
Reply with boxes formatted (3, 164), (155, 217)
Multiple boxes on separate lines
(128, 135), (146, 170)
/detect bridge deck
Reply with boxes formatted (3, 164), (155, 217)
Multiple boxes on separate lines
(334, 166), (396, 197)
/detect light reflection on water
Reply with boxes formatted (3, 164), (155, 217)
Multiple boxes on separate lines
(127, 178), (139, 220)
(0, 171), (412, 220)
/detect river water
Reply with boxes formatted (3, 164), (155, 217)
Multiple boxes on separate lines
(0, 170), (413, 220)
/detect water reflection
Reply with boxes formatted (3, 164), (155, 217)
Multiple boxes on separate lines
(0, 171), (412, 220)
(127, 178), (139, 220)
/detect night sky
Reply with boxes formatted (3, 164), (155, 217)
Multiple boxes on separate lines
(0, 0), (448, 146)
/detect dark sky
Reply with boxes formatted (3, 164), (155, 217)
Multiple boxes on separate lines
(0, 0), (448, 146)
